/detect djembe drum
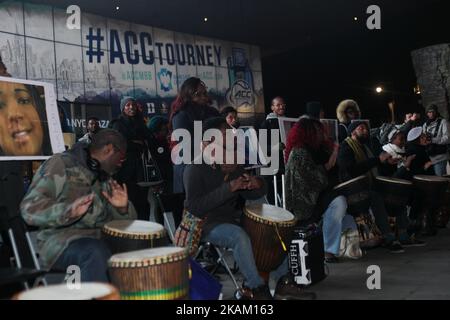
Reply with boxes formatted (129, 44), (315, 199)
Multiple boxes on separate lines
(334, 175), (381, 248)
(412, 175), (449, 235)
(375, 176), (413, 213)
(242, 204), (296, 276)
(333, 175), (371, 216)
(375, 176), (413, 234)
(108, 246), (189, 300)
(436, 175), (450, 228)
(102, 220), (168, 254)
(13, 283), (120, 300)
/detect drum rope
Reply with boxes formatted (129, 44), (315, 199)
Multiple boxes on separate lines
(274, 225), (287, 252)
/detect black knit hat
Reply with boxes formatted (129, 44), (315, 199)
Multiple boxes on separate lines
(347, 120), (368, 135)
(426, 104), (438, 113)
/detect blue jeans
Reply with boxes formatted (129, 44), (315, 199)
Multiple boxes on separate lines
(433, 160), (448, 176)
(322, 196), (356, 255)
(204, 223), (289, 289)
(53, 238), (112, 282)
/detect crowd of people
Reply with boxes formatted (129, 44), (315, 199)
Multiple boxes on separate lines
(1, 62), (449, 300)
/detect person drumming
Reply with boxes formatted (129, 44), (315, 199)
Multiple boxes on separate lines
(20, 129), (137, 282)
(183, 117), (316, 300)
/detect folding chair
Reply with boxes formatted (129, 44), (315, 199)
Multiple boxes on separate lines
(0, 207), (47, 298)
(156, 193), (243, 296)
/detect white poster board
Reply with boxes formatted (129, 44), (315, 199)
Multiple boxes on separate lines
(278, 116), (299, 145)
(0, 76), (65, 160)
(320, 119), (339, 144)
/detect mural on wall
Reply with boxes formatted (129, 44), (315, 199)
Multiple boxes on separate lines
(0, 0), (265, 133)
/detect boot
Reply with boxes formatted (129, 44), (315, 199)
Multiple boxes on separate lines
(273, 275), (316, 300)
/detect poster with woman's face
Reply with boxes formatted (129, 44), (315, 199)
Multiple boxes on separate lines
(0, 77), (65, 160)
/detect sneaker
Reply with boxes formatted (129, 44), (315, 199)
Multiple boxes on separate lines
(239, 284), (273, 300)
(273, 275), (317, 300)
(384, 240), (405, 253)
(324, 252), (339, 263)
(399, 237), (426, 247)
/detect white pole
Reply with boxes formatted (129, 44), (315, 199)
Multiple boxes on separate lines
(273, 175), (278, 207)
(282, 174), (286, 209)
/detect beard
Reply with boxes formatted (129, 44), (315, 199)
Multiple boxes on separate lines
(356, 135), (370, 144)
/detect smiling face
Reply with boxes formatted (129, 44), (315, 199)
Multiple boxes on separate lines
(123, 101), (137, 117)
(0, 82), (43, 156)
(271, 97), (286, 117)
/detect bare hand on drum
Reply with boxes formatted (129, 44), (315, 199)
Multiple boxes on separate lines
(102, 180), (129, 213)
(424, 161), (433, 170)
(229, 176), (249, 192)
(70, 193), (94, 220)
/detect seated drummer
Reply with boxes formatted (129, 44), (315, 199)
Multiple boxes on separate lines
(395, 127), (434, 235)
(338, 121), (423, 253)
(393, 127), (434, 179)
(284, 117), (358, 263)
(20, 129), (137, 282)
(184, 117), (315, 300)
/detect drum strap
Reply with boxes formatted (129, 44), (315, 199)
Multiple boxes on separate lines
(274, 225), (287, 252)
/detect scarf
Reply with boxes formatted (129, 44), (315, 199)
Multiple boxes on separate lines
(345, 137), (378, 184)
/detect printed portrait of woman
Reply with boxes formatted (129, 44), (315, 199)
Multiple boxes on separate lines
(0, 79), (52, 157)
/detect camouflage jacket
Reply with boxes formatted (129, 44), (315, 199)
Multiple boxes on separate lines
(20, 143), (137, 268)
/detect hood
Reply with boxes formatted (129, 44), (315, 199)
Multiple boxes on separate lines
(382, 143), (405, 159)
(336, 99), (360, 123)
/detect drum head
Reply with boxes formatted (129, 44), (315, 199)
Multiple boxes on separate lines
(109, 246), (188, 267)
(375, 176), (412, 185)
(15, 283), (116, 300)
(413, 175), (450, 183)
(245, 204), (294, 222)
(104, 220), (164, 236)
(334, 175), (368, 190)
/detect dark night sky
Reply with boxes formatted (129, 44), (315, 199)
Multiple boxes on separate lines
(261, 1), (449, 125)
(27, 0), (450, 125)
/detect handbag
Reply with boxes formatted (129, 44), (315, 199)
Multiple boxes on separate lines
(174, 210), (206, 256)
(339, 228), (363, 259)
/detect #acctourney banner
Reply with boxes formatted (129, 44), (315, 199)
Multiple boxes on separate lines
(0, 76), (65, 161)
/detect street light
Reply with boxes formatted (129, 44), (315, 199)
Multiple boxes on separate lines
(376, 86), (383, 93)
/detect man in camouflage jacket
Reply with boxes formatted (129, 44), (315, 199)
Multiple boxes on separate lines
(21, 129), (137, 282)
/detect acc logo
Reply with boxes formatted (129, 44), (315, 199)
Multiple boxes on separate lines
(157, 68), (173, 92)
(226, 80), (255, 108)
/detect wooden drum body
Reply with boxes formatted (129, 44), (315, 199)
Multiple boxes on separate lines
(242, 204), (296, 273)
(412, 175), (449, 209)
(108, 246), (189, 300)
(375, 176), (413, 214)
(102, 220), (168, 254)
(13, 283), (120, 300)
(333, 175), (371, 216)
(436, 175), (450, 228)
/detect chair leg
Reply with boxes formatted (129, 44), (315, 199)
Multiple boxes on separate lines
(213, 246), (241, 291)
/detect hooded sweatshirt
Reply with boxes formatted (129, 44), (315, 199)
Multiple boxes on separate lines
(382, 143), (406, 168)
